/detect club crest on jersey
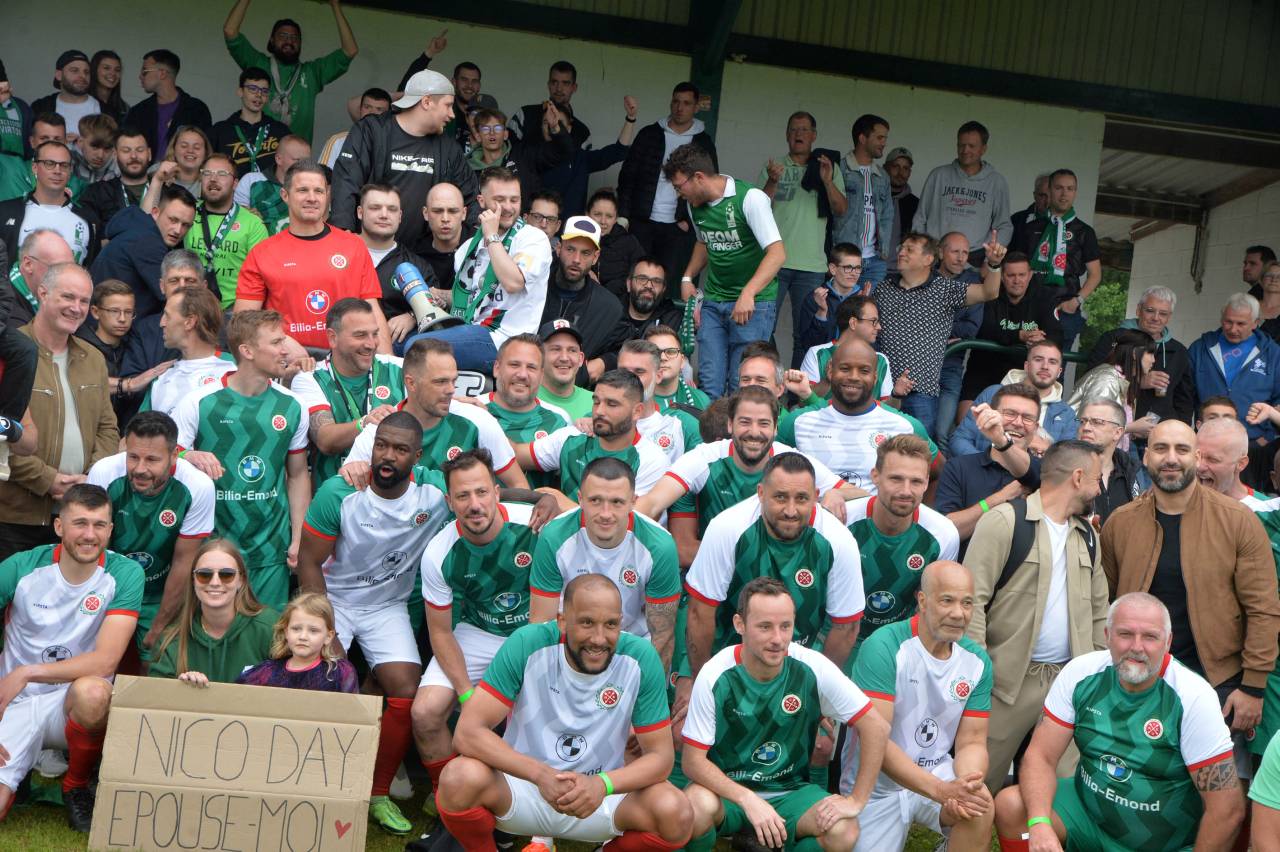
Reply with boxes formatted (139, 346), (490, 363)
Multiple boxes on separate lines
(949, 677), (972, 701)
(374, 385), (391, 400)
(79, 593), (104, 615)
(914, 718), (939, 748)
(514, 551), (532, 569)
(619, 567), (639, 588)
(867, 590), (895, 613)
(157, 509), (178, 528)
(596, 684), (622, 710)
(868, 432), (889, 448)
(752, 741), (781, 765)
(200, 374), (218, 385)
(657, 434), (672, 449)
(239, 455), (266, 482)
(534, 430), (548, 439)
(271, 414), (288, 431)
(447, 446), (463, 460)
(231, 221), (241, 232)
(329, 254), (348, 270)
(305, 289), (330, 314)
(42, 645), (72, 663)
(413, 511), (431, 527)
(493, 592), (521, 612)
(781, 693), (802, 714)
(1143, 718), (1164, 740)
(794, 567), (815, 588)
(556, 733), (587, 763)
(1099, 754), (1131, 783)
(906, 553), (926, 571)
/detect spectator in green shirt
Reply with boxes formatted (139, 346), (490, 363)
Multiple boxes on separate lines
(222, 0), (359, 144)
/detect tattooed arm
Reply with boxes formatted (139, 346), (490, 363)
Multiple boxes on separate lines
(645, 600), (677, 673)
(1192, 758), (1245, 852)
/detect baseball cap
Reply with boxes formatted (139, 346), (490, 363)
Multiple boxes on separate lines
(560, 215), (601, 249)
(538, 319), (584, 346)
(884, 146), (913, 165)
(393, 70), (454, 109)
(56, 50), (89, 71)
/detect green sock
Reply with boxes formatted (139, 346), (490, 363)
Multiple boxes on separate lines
(683, 828), (718, 852)
(808, 761), (830, 787)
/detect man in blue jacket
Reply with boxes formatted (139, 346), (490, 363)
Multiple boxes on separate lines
(949, 339), (1078, 455)
(88, 180), (196, 319)
(1189, 293), (1280, 442)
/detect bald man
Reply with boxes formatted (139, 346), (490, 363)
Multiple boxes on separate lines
(779, 338), (941, 494)
(422, 182), (470, 295)
(846, 561), (994, 851)
(1103, 419), (1280, 786)
(1197, 416), (1266, 506)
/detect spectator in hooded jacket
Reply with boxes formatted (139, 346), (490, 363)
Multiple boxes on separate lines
(950, 340), (1078, 457)
(1189, 293), (1280, 443)
(586, 188), (644, 301)
(466, 105), (573, 206)
(89, 182), (196, 320)
(912, 121), (1012, 265)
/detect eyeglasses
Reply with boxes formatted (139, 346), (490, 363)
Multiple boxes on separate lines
(273, 32), (301, 43)
(96, 307), (135, 319)
(836, 264), (863, 275)
(629, 274), (665, 288)
(526, 212), (560, 226)
(242, 84), (270, 96)
(656, 347), (682, 359)
(200, 169), (234, 179)
(193, 567), (239, 585)
(998, 409), (1040, 425)
(854, 315), (881, 327)
(669, 175), (692, 192)
(34, 159), (71, 171)
(476, 124), (504, 134)
(1079, 416), (1122, 429)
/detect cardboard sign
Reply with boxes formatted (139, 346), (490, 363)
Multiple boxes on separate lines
(89, 676), (380, 852)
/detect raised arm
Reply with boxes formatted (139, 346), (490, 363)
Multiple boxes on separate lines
(965, 230), (1007, 306)
(329, 0), (358, 59)
(224, 0), (251, 40)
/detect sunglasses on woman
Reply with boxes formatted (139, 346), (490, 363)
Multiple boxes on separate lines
(193, 567), (239, 585)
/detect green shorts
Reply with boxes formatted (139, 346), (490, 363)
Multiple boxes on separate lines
(719, 784), (828, 846)
(1053, 781), (1191, 852)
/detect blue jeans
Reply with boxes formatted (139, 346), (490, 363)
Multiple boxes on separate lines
(774, 266), (827, 331)
(698, 298), (778, 400)
(858, 254), (888, 293)
(1059, 306), (1086, 352)
(899, 391), (939, 442)
(400, 323), (498, 373)
(935, 354), (967, 451)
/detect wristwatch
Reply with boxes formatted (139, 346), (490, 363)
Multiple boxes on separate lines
(485, 233), (503, 245)
(993, 434), (1015, 452)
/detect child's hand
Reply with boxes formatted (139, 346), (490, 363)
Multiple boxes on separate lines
(178, 671), (210, 687)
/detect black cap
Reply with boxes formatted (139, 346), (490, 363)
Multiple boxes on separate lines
(56, 50), (89, 71)
(538, 319), (584, 346)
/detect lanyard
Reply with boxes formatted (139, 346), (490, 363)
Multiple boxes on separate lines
(198, 204), (239, 272)
(233, 123), (270, 173)
(328, 359), (375, 421)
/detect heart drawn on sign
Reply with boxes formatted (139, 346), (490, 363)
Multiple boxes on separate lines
(335, 819), (353, 839)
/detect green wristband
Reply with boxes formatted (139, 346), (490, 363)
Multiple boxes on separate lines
(979, 499), (991, 513)
(1027, 816), (1052, 829)
(600, 772), (614, 796)
(458, 689), (474, 704)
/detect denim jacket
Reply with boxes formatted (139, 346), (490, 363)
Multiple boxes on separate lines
(834, 156), (894, 258)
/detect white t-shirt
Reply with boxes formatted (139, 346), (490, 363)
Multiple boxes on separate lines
(345, 398), (518, 476)
(453, 223), (552, 347)
(56, 96), (100, 137)
(783, 402), (934, 492)
(142, 354), (237, 418)
(367, 244), (395, 267)
(1031, 516), (1072, 663)
(53, 351), (84, 474)
(21, 200), (93, 264)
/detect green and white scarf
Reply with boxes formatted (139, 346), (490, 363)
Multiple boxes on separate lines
(451, 219), (524, 324)
(8, 262), (37, 313)
(1032, 206), (1075, 287)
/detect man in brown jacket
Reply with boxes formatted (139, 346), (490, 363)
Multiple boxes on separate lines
(1102, 418), (1280, 781)
(965, 439), (1108, 793)
(0, 263), (118, 560)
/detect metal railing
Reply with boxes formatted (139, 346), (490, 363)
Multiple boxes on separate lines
(943, 339), (1090, 364)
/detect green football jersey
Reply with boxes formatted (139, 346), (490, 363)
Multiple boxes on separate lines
(683, 642), (871, 796)
(248, 177), (288, 234)
(421, 502), (539, 636)
(656, 380), (711, 411)
(173, 376), (308, 570)
(483, 393), (570, 488)
(845, 496), (960, 642)
(291, 355), (407, 485)
(1245, 498), (1280, 756)
(531, 426), (669, 500)
(183, 206), (269, 307)
(800, 344), (892, 402)
(689, 177), (778, 302)
(1044, 650), (1234, 852)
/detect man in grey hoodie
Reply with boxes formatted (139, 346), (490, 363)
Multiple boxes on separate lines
(912, 121), (1013, 265)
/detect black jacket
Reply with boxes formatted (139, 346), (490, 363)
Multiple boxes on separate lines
(209, 112), (293, 177)
(123, 90), (213, 162)
(87, 205), (170, 318)
(330, 112), (479, 255)
(961, 283), (1063, 398)
(1095, 447), (1144, 526)
(600, 300), (684, 373)
(120, 312), (177, 379)
(617, 121), (717, 224)
(1087, 326), (1196, 425)
(79, 177), (146, 232)
(595, 225), (645, 301)
(373, 243), (435, 318)
(0, 193), (99, 266)
(539, 263), (626, 385)
(513, 103), (590, 157)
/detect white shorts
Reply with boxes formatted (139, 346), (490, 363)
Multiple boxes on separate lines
(334, 603), (421, 668)
(495, 772), (623, 842)
(0, 687), (69, 792)
(419, 623), (508, 689)
(851, 761), (953, 852)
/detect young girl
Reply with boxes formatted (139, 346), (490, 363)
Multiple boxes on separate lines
(235, 592), (358, 692)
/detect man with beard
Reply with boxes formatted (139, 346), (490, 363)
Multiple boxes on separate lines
(292, 298), (405, 485)
(173, 310), (311, 609)
(210, 67), (293, 178)
(30, 51), (100, 141)
(993, 593), (1244, 852)
(480, 333), (570, 488)
(965, 439), (1106, 794)
(531, 457), (679, 669)
(86, 411), (213, 655)
(847, 560), (995, 852)
(539, 214), (624, 385)
(682, 578), (889, 852)
(90, 182), (196, 319)
(0, 140), (96, 265)
(78, 126), (151, 231)
(950, 340), (1077, 457)
(402, 167), (548, 372)
(617, 339), (701, 464)
(936, 385), (1041, 544)
(513, 369), (667, 500)
(537, 320), (594, 420)
(436, 574), (691, 851)
(646, 325), (706, 412)
(223, 0), (359, 145)
(412, 449), (541, 811)
(352, 184), (434, 348)
(608, 259), (684, 363)
(297, 412), (449, 835)
(883, 147), (916, 275)
(141, 285), (234, 418)
(1102, 420), (1280, 790)
(182, 152), (268, 308)
(0, 484), (143, 832)
(844, 435), (960, 648)
(780, 338), (939, 494)
(1196, 416), (1270, 508)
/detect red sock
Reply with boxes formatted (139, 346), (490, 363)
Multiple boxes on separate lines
(426, 754), (455, 792)
(604, 830), (685, 851)
(438, 805), (497, 852)
(63, 718), (106, 793)
(997, 837), (1030, 852)
(371, 697), (413, 797)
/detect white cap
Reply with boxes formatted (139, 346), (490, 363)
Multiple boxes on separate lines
(561, 215), (601, 249)
(392, 70), (454, 109)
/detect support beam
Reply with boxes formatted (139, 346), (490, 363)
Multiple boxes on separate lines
(1103, 121), (1280, 169)
(687, 0), (743, 140)
(1204, 169), (1280, 209)
(1095, 188), (1203, 225)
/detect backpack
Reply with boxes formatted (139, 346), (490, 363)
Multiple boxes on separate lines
(984, 497), (1097, 613)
